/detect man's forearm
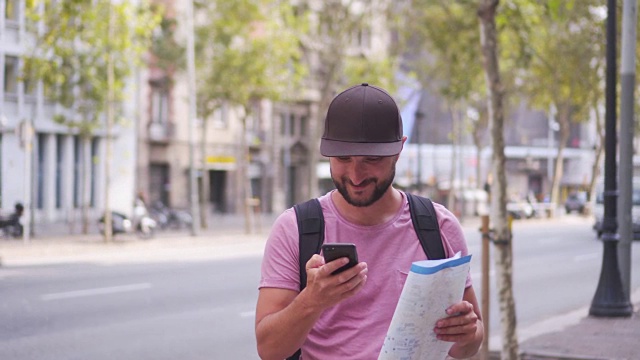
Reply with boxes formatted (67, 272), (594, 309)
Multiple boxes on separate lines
(256, 291), (324, 360)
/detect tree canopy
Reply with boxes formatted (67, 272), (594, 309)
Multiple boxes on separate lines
(23, 0), (160, 135)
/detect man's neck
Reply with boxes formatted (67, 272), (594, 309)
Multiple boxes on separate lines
(331, 188), (403, 226)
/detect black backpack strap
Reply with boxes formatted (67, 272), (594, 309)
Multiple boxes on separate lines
(406, 192), (446, 260)
(290, 199), (324, 360)
(287, 349), (302, 360)
(293, 198), (325, 291)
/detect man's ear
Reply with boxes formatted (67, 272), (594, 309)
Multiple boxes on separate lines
(399, 136), (408, 152)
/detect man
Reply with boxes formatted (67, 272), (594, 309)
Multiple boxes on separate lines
(255, 83), (483, 359)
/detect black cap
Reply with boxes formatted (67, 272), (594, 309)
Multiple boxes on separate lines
(320, 83), (403, 157)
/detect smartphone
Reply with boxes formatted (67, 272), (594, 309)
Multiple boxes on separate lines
(321, 243), (358, 275)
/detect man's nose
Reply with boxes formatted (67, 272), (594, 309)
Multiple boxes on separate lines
(347, 160), (369, 185)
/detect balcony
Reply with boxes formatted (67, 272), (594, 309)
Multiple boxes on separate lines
(148, 121), (174, 143)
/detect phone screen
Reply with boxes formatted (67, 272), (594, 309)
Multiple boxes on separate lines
(321, 243), (358, 274)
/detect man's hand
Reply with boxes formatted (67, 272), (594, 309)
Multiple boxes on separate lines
(434, 299), (483, 358)
(434, 300), (478, 343)
(255, 255), (368, 360)
(300, 254), (368, 311)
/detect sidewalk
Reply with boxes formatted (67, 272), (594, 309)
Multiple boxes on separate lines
(519, 297), (640, 360)
(1, 214), (638, 360)
(0, 213), (277, 266)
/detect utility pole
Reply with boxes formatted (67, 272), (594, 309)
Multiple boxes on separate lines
(617, 0), (638, 300)
(186, 0), (200, 236)
(589, 0), (632, 317)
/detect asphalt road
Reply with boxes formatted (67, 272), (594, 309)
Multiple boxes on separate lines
(0, 215), (638, 359)
(0, 258), (262, 359)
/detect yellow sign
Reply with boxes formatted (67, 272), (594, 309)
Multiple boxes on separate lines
(206, 156), (236, 164)
(206, 155), (237, 170)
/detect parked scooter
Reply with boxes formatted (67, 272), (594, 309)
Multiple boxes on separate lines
(0, 203), (24, 238)
(149, 201), (192, 230)
(98, 210), (157, 239)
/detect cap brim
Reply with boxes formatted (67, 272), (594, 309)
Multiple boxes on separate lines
(320, 138), (403, 157)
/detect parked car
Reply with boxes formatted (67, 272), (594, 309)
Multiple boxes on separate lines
(592, 181), (640, 239)
(565, 192), (586, 214)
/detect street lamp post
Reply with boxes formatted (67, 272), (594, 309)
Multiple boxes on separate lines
(589, 0), (632, 317)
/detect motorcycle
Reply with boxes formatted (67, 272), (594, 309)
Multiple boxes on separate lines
(98, 211), (157, 239)
(0, 203), (24, 238)
(149, 201), (192, 230)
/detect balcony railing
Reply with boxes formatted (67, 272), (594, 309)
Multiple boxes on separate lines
(148, 121), (174, 143)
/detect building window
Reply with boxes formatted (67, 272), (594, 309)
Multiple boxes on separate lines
(280, 113), (286, 135)
(150, 87), (169, 124)
(73, 136), (81, 208)
(23, 73), (37, 98)
(280, 113), (294, 136)
(90, 137), (98, 207)
(3, 55), (18, 95)
(289, 114), (297, 136)
(212, 100), (228, 129)
(36, 133), (46, 209)
(5, 0), (19, 21)
(300, 115), (308, 137)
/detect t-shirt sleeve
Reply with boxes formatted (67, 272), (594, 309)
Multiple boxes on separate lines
(259, 208), (301, 292)
(434, 203), (473, 288)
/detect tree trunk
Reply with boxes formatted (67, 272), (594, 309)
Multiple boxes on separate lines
(447, 103), (458, 212)
(550, 103), (571, 209)
(472, 115), (485, 215)
(478, 0), (520, 359)
(200, 116), (209, 229)
(240, 113), (253, 234)
(103, 12), (114, 243)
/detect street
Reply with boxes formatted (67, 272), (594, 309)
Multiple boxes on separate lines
(1, 215), (639, 359)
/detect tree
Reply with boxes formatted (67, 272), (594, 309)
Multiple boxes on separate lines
(401, 0), (489, 210)
(193, 0), (306, 233)
(24, 0), (160, 239)
(477, 0), (520, 359)
(516, 0), (605, 207)
(298, 0), (399, 199)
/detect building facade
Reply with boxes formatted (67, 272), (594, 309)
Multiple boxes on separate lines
(1, 0), (136, 232)
(397, 88), (599, 216)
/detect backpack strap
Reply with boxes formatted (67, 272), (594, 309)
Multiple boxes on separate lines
(293, 198), (325, 291)
(406, 192), (446, 260)
(290, 198), (324, 360)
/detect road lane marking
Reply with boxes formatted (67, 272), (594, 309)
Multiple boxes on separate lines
(41, 283), (152, 301)
(574, 253), (599, 262)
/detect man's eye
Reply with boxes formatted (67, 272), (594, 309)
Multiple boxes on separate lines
(366, 157), (382, 162)
(337, 157), (351, 161)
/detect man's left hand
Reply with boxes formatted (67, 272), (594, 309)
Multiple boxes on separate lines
(434, 300), (479, 345)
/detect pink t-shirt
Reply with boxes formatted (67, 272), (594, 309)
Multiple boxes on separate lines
(259, 191), (472, 360)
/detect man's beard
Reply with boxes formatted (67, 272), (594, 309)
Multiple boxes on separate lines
(332, 167), (396, 207)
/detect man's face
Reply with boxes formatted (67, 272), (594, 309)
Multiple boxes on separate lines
(330, 155), (397, 207)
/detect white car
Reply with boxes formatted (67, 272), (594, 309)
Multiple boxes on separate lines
(592, 182), (640, 239)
